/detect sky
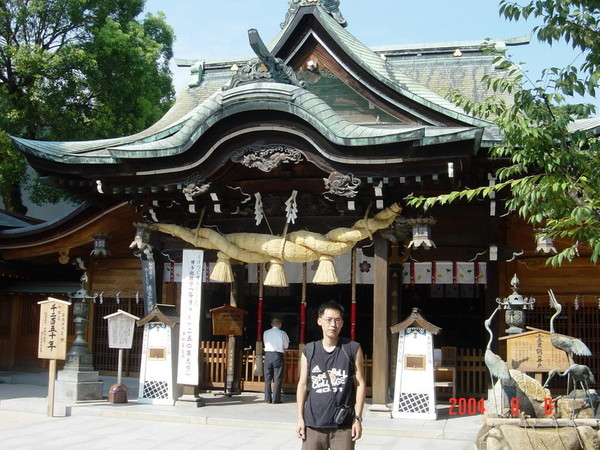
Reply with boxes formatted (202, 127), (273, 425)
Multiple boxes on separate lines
(143, 0), (595, 106)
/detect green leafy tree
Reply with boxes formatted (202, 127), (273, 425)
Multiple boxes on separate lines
(0, 0), (175, 214)
(408, 0), (600, 266)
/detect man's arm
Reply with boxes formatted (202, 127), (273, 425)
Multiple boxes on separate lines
(351, 346), (366, 442)
(296, 353), (308, 440)
(283, 331), (290, 350)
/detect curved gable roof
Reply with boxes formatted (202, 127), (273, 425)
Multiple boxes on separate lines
(12, 83), (481, 168)
(270, 4), (491, 127)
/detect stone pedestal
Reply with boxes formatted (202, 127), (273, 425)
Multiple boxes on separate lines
(486, 381), (517, 417)
(55, 369), (103, 402)
(55, 352), (103, 402)
(175, 385), (205, 407)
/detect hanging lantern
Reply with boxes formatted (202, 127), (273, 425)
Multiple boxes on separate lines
(407, 217), (436, 250)
(91, 232), (110, 257)
(535, 235), (557, 254)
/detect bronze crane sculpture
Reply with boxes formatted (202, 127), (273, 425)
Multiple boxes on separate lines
(484, 307), (511, 416)
(484, 307), (511, 386)
(544, 364), (596, 415)
(548, 289), (591, 364)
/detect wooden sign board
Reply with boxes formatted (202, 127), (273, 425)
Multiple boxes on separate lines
(500, 328), (570, 373)
(210, 305), (246, 336)
(38, 298), (71, 360)
(104, 310), (140, 349)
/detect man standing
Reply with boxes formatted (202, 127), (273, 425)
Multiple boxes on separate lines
(296, 300), (366, 449)
(263, 316), (290, 403)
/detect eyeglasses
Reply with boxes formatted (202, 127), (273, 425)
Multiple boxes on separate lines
(322, 317), (343, 325)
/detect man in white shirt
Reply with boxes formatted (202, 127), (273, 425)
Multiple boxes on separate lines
(263, 316), (290, 403)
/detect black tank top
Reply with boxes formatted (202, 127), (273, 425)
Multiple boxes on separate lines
(303, 338), (359, 429)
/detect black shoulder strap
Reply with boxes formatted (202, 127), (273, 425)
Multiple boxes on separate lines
(339, 339), (358, 376)
(306, 339), (355, 372)
(304, 341), (315, 367)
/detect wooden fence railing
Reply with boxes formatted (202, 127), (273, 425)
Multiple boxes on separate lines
(198, 341), (486, 398)
(456, 347), (487, 398)
(200, 340), (227, 388)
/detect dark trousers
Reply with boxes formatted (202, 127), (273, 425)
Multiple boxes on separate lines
(302, 427), (355, 450)
(264, 352), (284, 403)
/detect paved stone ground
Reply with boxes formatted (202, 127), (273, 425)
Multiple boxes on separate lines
(0, 411), (476, 449)
(0, 371), (479, 449)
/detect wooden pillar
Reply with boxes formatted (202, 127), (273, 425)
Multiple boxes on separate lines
(225, 265), (244, 395)
(388, 244), (404, 399)
(372, 235), (389, 407)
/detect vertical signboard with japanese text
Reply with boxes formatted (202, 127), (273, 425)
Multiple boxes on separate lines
(141, 259), (157, 315)
(38, 298), (71, 360)
(176, 249), (204, 385)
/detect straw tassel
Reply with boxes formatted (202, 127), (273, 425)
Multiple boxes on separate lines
(210, 252), (234, 283)
(264, 259), (288, 287)
(313, 255), (338, 285)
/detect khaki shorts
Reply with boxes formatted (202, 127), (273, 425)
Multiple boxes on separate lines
(302, 427), (354, 450)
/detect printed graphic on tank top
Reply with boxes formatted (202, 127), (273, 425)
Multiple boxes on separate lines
(303, 339), (358, 429)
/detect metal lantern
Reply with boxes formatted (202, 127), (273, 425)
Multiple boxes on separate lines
(407, 217), (436, 250)
(535, 235), (557, 254)
(63, 286), (96, 371)
(91, 232), (110, 257)
(496, 274), (536, 334)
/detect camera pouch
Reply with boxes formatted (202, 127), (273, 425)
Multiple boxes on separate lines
(333, 404), (351, 425)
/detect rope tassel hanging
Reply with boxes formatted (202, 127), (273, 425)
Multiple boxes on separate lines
(264, 259), (287, 287)
(210, 252), (234, 283)
(142, 203), (402, 287)
(313, 255), (338, 285)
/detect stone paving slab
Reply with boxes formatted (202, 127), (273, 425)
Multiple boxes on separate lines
(0, 371), (480, 448)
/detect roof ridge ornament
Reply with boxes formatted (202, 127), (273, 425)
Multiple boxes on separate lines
(223, 29), (305, 90)
(282, 0), (347, 29)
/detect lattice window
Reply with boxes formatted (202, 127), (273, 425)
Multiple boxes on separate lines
(92, 298), (144, 375)
(397, 392), (430, 414)
(142, 380), (169, 399)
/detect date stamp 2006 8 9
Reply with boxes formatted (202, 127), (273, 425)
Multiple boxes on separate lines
(449, 398), (554, 416)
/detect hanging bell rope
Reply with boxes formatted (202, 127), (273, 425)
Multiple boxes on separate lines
(351, 248), (357, 340)
(298, 262), (307, 377)
(254, 263), (264, 377)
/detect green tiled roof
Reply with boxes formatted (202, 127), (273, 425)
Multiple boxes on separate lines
(13, 83), (481, 164)
(271, 5), (491, 127)
(12, 5), (597, 167)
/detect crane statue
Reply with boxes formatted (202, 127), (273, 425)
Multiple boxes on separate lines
(484, 307), (511, 417)
(548, 289), (591, 395)
(548, 289), (592, 364)
(484, 307), (511, 386)
(543, 364), (596, 415)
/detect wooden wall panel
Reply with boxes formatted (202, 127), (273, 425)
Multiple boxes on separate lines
(504, 216), (600, 297)
(88, 258), (142, 294)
